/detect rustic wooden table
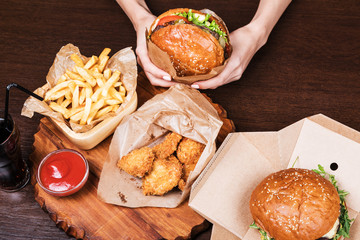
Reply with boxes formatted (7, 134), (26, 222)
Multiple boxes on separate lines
(0, 0), (359, 239)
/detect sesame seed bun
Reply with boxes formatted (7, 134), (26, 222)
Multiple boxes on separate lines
(249, 168), (340, 240)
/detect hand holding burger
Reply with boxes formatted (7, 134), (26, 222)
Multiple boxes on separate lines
(116, 0), (291, 89)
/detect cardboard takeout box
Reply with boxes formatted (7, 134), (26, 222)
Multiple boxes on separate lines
(189, 114), (360, 239)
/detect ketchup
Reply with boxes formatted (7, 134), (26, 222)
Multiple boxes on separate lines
(39, 150), (87, 192)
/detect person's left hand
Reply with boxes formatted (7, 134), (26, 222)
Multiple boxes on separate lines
(190, 24), (267, 89)
(134, 13), (176, 88)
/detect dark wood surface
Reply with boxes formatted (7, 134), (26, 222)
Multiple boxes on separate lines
(0, 0), (359, 239)
(26, 72), (234, 240)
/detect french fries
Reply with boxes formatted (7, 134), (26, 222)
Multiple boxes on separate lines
(45, 48), (127, 125)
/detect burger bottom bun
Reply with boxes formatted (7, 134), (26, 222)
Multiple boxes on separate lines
(150, 24), (224, 77)
(249, 168), (340, 240)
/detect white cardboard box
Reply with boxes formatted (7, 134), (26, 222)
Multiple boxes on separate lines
(189, 114), (360, 239)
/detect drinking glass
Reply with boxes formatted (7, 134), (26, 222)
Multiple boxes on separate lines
(0, 110), (30, 192)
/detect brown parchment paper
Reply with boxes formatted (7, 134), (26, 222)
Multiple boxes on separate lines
(189, 114), (360, 240)
(147, 9), (232, 84)
(97, 84), (223, 208)
(21, 43), (137, 133)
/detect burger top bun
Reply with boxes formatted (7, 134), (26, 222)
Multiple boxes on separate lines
(250, 168), (340, 240)
(148, 8), (231, 77)
(150, 23), (224, 76)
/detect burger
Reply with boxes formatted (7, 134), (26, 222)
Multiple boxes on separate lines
(249, 167), (352, 240)
(147, 8), (232, 77)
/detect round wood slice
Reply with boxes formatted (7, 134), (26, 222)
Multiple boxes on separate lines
(29, 71), (235, 239)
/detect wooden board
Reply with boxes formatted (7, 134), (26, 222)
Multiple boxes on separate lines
(29, 72), (235, 239)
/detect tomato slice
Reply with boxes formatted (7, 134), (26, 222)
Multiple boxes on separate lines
(157, 15), (190, 26)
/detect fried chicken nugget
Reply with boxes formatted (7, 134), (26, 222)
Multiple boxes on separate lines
(142, 155), (182, 196)
(177, 137), (205, 165)
(178, 163), (196, 191)
(177, 138), (205, 191)
(117, 146), (155, 178)
(152, 132), (183, 159)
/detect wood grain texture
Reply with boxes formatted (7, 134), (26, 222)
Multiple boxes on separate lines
(28, 72), (234, 239)
(0, 0), (359, 239)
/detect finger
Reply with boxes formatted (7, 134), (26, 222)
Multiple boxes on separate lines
(144, 71), (176, 87)
(136, 47), (172, 81)
(192, 59), (244, 89)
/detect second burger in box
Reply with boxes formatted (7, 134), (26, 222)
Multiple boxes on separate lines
(189, 114), (360, 240)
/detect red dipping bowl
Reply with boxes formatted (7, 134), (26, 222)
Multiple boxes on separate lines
(36, 149), (89, 197)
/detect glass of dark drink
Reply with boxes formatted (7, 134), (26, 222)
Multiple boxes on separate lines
(0, 110), (30, 192)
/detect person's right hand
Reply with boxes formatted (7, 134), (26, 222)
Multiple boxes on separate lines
(134, 14), (175, 88)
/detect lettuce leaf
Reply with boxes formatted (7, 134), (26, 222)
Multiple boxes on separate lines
(313, 164), (354, 239)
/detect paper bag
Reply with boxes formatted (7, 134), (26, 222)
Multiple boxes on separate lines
(21, 43), (137, 133)
(21, 43), (138, 149)
(189, 114), (360, 239)
(97, 84), (223, 208)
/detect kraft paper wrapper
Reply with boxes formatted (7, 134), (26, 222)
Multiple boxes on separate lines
(147, 9), (232, 84)
(189, 114), (360, 240)
(97, 84), (223, 208)
(21, 43), (137, 133)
